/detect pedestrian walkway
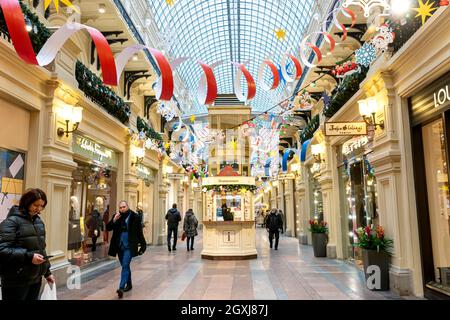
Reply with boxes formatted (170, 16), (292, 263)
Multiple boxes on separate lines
(57, 228), (419, 300)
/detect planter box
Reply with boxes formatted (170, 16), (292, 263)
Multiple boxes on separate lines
(362, 249), (390, 291)
(311, 233), (327, 257)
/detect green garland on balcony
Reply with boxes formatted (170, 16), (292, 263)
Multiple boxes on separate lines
(137, 116), (164, 146)
(323, 66), (369, 118)
(300, 114), (319, 144)
(386, 15), (424, 55)
(204, 184), (257, 193)
(0, 0), (50, 53)
(75, 61), (130, 124)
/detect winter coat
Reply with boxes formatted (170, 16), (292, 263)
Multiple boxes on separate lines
(265, 212), (283, 232)
(165, 208), (181, 229)
(86, 209), (103, 238)
(183, 210), (198, 238)
(0, 206), (52, 288)
(106, 209), (146, 258)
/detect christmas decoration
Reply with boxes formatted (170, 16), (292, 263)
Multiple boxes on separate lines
(204, 185), (257, 193)
(342, 0), (390, 17)
(371, 24), (395, 54)
(355, 43), (377, 67)
(44, 0), (79, 13)
(412, 0), (437, 25)
(274, 28), (287, 41)
(332, 60), (360, 78)
(165, 0), (175, 6)
(190, 115), (196, 123)
(300, 115), (320, 143)
(297, 90), (314, 110)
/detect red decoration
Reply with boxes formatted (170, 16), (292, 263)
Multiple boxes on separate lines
(198, 61), (218, 105)
(440, 0), (448, 5)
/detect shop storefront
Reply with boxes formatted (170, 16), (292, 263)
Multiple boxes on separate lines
(308, 163), (323, 222)
(0, 100), (30, 222)
(337, 135), (379, 266)
(136, 163), (155, 244)
(410, 71), (450, 299)
(68, 134), (119, 267)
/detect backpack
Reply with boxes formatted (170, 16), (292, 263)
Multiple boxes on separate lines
(268, 214), (279, 230)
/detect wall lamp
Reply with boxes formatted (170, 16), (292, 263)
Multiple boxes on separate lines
(311, 144), (325, 163)
(57, 104), (83, 137)
(358, 97), (385, 130)
(131, 145), (145, 166)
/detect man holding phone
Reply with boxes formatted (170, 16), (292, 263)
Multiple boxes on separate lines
(106, 200), (146, 299)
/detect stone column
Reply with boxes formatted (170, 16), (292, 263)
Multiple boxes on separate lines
(296, 175), (308, 244)
(365, 72), (416, 296)
(318, 139), (339, 258)
(284, 179), (295, 237)
(124, 143), (139, 210)
(153, 162), (168, 245)
(40, 84), (78, 281)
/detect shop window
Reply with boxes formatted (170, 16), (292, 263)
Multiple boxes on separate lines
(339, 155), (378, 265)
(0, 148), (25, 222)
(422, 119), (450, 295)
(68, 161), (117, 267)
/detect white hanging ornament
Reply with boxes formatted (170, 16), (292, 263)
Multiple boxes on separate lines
(342, 0), (390, 18)
(371, 24), (395, 54)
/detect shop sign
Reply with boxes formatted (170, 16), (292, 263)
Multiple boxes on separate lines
(324, 122), (367, 136)
(136, 164), (154, 181)
(73, 135), (118, 168)
(343, 136), (369, 156)
(202, 176), (255, 186)
(278, 173), (296, 180)
(167, 173), (185, 179)
(434, 85), (450, 109)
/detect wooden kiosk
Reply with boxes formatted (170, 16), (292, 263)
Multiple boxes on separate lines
(200, 104), (257, 260)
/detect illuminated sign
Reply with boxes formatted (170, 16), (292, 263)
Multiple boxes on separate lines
(136, 164), (154, 181)
(434, 85), (449, 109)
(342, 136), (369, 156)
(325, 122), (367, 136)
(73, 134), (118, 168)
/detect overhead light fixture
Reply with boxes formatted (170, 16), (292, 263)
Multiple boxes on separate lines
(131, 145), (145, 166)
(132, 53), (139, 61)
(98, 3), (106, 14)
(25, 17), (32, 32)
(311, 143), (325, 163)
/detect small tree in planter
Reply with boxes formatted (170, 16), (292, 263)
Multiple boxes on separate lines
(354, 225), (393, 291)
(309, 220), (328, 257)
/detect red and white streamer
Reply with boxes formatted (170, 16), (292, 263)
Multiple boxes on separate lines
(232, 62), (256, 103)
(197, 61), (220, 105)
(280, 53), (302, 82)
(257, 59), (280, 91)
(115, 45), (174, 101)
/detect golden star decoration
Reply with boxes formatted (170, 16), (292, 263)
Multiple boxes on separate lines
(274, 28), (287, 41)
(413, 0), (437, 25)
(229, 139), (238, 151)
(165, 0), (176, 6)
(44, 0), (79, 13)
(164, 142), (171, 150)
(190, 115), (196, 123)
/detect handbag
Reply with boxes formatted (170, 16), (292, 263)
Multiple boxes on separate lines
(181, 231), (186, 241)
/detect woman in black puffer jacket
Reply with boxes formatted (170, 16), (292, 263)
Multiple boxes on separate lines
(0, 189), (55, 300)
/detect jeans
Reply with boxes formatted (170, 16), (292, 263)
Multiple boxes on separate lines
(167, 227), (178, 249)
(118, 246), (132, 290)
(1, 280), (42, 301)
(187, 237), (194, 249)
(268, 230), (280, 249)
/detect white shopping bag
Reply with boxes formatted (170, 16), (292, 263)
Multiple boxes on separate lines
(41, 283), (57, 300)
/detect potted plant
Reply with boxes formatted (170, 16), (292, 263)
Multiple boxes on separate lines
(354, 225), (393, 291)
(309, 219), (328, 257)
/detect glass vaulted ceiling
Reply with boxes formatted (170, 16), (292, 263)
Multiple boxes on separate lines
(147, 0), (316, 116)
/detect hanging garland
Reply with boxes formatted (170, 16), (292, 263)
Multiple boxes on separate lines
(204, 185), (257, 193)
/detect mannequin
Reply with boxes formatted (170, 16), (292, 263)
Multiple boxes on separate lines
(68, 196), (82, 252)
(89, 197), (104, 252)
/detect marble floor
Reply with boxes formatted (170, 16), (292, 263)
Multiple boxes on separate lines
(57, 227), (418, 300)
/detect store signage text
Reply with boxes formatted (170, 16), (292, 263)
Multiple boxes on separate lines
(167, 173), (185, 179)
(325, 122), (367, 136)
(78, 138), (112, 160)
(434, 84), (450, 109)
(343, 136), (369, 156)
(136, 164), (153, 181)
(278, 173), (296, 180)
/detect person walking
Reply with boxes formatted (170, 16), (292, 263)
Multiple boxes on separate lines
(183, 209), (198, 251)
(165, 204), (181, 252)
(0, 188), (55, 300)
(265, 208), (284, 250)
(106, 200), (146, 299)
